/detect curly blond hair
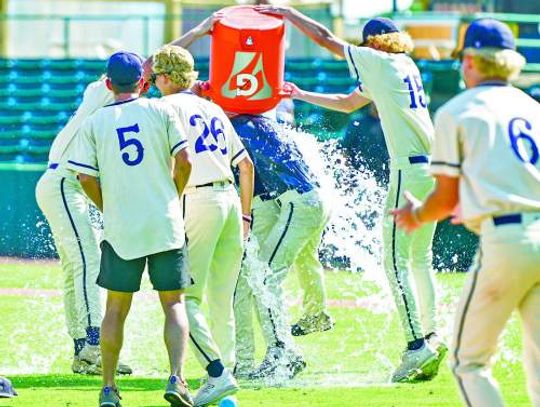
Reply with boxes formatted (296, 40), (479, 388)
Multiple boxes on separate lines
(365, 31), (414, 54)
(153, 45), (199, 90)
(464, 47), (526, 81)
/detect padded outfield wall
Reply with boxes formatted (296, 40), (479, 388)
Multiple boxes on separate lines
(0, 164), (477, 271)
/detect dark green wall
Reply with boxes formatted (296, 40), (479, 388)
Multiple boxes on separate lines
(1, 167), (477, 270)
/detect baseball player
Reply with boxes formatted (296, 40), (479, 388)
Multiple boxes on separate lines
(231, 114), (331, 380)
(151, 44), (254, 406)
(258, 5), (446, 382)
(393, 19), (540, 407)
(158, 14), (334, 379)
(35, 77), (132, 375)
(67, 51), (194, 407)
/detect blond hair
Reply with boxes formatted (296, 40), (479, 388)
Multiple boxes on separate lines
(365, 31), (414, 54)
(464, 47), (526, 81)
(153, 45), (199, 90)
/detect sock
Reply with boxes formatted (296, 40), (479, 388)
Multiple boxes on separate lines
(74, 338), (86, 356)
(407, 338), (425, 351)
(86, 326), (100, 346)
(207, 359), (225, 378)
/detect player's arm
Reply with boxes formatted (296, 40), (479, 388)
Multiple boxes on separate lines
(78, 175), (103, 212)
(169, 12), (223, 49)
(256, 6), (347, 58)
(237, 156), (254, 238)
(286, 82), (370, 113)
(391, 175), (459, 233)
(173, 148), (192, 196)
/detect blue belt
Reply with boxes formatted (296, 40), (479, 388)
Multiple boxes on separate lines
(48, 163), (59, 170)
(408, 155), (429, 164)
(493, 213), (522, 226)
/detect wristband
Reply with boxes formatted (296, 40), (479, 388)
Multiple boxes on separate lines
(242, 214), (252, 223)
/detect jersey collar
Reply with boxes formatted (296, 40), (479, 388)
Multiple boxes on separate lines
(105, 98), (138, 107)
(477, 80), (509, 87)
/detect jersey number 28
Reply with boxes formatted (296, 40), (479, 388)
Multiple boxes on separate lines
(116, 124), (144, 166)
(508, 117), (539, 165)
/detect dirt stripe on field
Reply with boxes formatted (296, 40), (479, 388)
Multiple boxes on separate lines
(0, 288), (62, 297)
(0, 288), (391, 312)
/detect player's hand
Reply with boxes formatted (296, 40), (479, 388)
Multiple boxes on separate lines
(255, 5), (293, 17)
(243, 221), (251, 241)
(196, 11), (224, 36)
(391, 191), (423, 234)
(191, 80), (210, 98)
(282, 82), (303, 99)
(450, 203), (463, 225)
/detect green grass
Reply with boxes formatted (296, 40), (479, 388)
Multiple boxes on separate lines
(0, 261), (531, 406)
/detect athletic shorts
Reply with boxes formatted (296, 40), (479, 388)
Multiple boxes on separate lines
(98, 240), (193, 293)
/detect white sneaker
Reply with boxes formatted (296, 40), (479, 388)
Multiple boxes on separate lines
(78, 345), (133, 375)
(391, 343), (438, 383)
(193, 369), (239, 407)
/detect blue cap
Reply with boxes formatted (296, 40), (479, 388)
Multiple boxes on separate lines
(463, 19), (515, 50)
(362, 17), (399, 43)
(107, 51), (144, 86)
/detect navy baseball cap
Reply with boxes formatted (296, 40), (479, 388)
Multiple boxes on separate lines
(362, 17), (399, 43)
(107, 51), (144, 86)
(463, 19), (515, 51)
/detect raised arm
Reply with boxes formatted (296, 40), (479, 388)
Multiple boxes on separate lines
(256, 6), (347, 58)
(285, 82), (370, 114)
(79, 174), (103, 212)
(169, 12), (223, 49)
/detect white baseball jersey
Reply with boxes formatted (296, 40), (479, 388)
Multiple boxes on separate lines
(431, 84), (540, 233)
(344, 45), (434, 158)
(48, 79), (114, 165)
(66, 97), (189, 260)
(160, 92), (248, 187)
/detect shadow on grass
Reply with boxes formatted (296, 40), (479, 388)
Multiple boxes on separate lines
(10, 375), (200, 391)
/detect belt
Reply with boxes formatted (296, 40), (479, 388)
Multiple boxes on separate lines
(48, 163), (59, 170)
(195, 180), (232, 189)
(408, 155), (429, 164)
(493, 213), (522, 226)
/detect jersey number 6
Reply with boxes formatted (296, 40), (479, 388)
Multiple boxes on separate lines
(116, 124), (144, 166)
(508, 117), (539, 165)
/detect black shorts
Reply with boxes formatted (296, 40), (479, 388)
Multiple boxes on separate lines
(98, 240), (192, 293)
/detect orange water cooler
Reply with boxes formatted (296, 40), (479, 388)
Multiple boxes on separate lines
(207, 6), (287, 114)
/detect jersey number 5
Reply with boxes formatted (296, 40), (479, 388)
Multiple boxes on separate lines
(508, 117), (539, 165)
(403, 75), (427, 109)
(190, 114), (228, 155)
(116, 124), (144, 166)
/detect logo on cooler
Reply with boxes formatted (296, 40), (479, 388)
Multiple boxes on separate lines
(221, 51), (272, 100)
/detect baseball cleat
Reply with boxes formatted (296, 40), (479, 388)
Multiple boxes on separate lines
(193, 369), (239, 407)
(77, 345), (133, 376)
(164, 375), (193, 407)
(248, 346), (306, 380)
(416, 335), (448, 381)
(291, 311), (334, 336)
(391, 343), (438, 383)
(0, 376), (17, 398)
(99, 386), (122, 407)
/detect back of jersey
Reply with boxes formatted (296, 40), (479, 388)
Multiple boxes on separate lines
(345, 46), (434, 158)
(69, 97), (188, 259)
(432, 85), (540, 231)
(161, 92), (248, 187)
